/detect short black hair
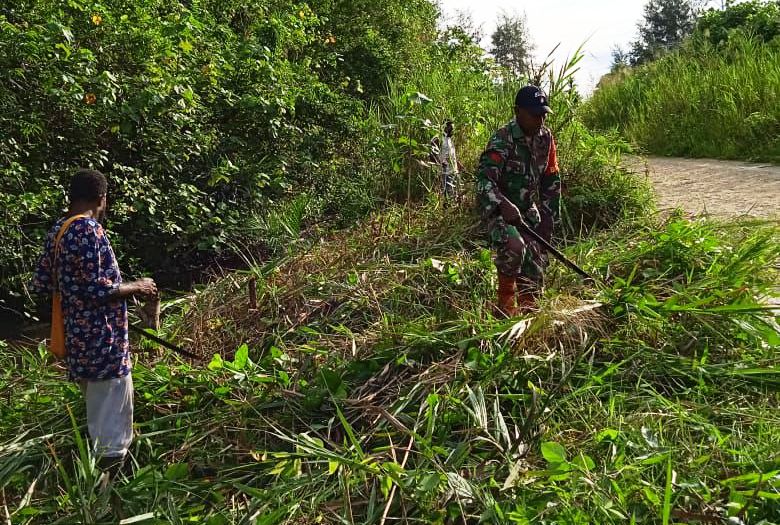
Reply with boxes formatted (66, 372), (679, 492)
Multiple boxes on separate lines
(69, 169), (107, 203)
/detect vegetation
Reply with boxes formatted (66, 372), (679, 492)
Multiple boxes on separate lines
(2, 1), (779, 523)
(0, 0), (641, 319)
(2, 199), (778, 523)
(624, 0), (698, 67)
(585, 1), (780, 161)
(0, 0), (438, 306)
(696, 0), (780, 45)
(490, 13), (535, 78)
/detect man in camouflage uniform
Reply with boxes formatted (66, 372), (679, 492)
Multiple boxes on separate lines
(477, 85), (561, 315)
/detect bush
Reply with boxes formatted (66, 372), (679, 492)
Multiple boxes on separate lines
(583, 33), (780, 161)
(0, 1), (653, 328)
(583, 2), (780, 162)
(0, 0), (437, 303)
(696, 0), (780, 45)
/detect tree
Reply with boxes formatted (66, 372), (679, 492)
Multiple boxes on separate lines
(629, 0), (697, 65)
(610, 45), (631, 72)
(490, 13), (535, 78)
(445, 9), (484, 44)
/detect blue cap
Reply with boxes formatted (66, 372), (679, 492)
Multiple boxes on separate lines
(515, 85), (552, 115)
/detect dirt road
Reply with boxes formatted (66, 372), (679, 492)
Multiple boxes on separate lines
(626, 156), (779, 219)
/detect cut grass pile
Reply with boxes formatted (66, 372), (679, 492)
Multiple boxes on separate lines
(1, 200), (778, 524)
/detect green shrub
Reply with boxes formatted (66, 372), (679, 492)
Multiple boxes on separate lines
(0, 1), (653, 326)
(583, 33), (780, 161)
(696, 0), (780, 45)
(583, 2), (780, 162)
(0, 0), (437, 300)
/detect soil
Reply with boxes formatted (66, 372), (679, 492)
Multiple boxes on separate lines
(626, 156), (780, 219)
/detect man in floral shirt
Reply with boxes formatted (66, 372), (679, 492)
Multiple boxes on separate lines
(33, 169), (156, 473)
(477, 85), (561, 316)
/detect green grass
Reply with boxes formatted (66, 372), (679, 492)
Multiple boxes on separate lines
(372, 48), (651, 238)
(582, 34), (780, 162)
(2, 200), (778, 524)
(2, 33), (777, 525)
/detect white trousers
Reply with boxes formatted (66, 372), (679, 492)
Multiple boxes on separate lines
(79, 373), (134, 458)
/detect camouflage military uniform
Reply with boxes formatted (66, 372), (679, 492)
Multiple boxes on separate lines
(477, 119), (561, 290)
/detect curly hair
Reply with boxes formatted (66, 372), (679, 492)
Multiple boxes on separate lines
(69, 169), (107, 203)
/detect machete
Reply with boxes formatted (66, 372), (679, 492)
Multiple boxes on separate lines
(512, 219), (600, 285)
(128, 323), (202, 361)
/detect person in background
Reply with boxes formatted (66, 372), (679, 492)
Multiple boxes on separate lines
(431, 119), (465, 202)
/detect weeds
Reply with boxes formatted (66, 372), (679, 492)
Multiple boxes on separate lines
(2, 199), (778, 523)
(2, 20), (777, 525)
(3, 3), (778, 523)
(583, 33), (780, 162)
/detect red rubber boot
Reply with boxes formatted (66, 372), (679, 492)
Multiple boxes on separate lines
(496, 273), (517, 317)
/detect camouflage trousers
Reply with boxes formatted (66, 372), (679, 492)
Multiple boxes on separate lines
(488, 217), (548, 291)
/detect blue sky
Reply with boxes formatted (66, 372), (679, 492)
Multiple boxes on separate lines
(437, 0), (649, 93)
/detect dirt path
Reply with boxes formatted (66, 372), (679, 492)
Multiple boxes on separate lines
(626, 156), (780, 219)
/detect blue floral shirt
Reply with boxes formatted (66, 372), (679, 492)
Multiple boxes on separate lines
(32, 216), (130, 381)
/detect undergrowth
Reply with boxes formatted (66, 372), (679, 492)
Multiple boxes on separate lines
(583, 33), (780, 162)
(2, 200), (778, 524)
(3, 3), (778, 523)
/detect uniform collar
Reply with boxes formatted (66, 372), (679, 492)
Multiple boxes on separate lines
(509, 118), (544, 141)
(509, 119), (524, 140)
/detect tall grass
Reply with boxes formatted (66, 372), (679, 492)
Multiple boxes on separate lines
(582, 33), (780, 162)
(2, 204), (778, 523)
(6, 29), (778, 525)
(374, 46), (652, 236)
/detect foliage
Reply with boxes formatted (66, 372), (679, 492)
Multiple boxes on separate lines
(309, 0), (438, 99)
(490, 12), (535, 78)
(1, 202), (778, 523)
(370, 40), (650, 236)
(2, 5), (776, 520)
(629, 0), (697, 65)
(0, 0), (438, 311)
(592, 1), (780, 161)
(609, 45), (631, 72)
(0, 0), (655, 328)
(7, 7), (765, 522)
(584, 31), (780, 161)
(695, 0), (780, 45)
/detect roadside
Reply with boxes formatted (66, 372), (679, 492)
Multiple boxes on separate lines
(626, 156), (780, 219)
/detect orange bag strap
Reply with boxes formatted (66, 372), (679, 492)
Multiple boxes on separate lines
(51, 214), (89, 291)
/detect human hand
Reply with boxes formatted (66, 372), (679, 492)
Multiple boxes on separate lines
(133, 278), (158, 298)
(506, 235), (525, 255)
(499, 199), (522, 226)
(537, 214), (553, 242)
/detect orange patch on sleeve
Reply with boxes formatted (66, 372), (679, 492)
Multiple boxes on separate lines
(545, 137), (559, 175)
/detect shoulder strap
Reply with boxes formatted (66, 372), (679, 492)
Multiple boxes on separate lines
(54, 214), (89, 251)
(51, 215), (90, 286)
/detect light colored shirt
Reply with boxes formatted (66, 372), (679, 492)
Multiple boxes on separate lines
(439, 135), (459, 176)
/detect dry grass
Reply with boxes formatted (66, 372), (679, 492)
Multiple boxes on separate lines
(169, 201), (606, 368)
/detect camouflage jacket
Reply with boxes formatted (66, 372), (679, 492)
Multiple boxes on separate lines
(477, 119), (561, 233)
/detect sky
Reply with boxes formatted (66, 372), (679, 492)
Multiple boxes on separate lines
(437, 0), (649, 94)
